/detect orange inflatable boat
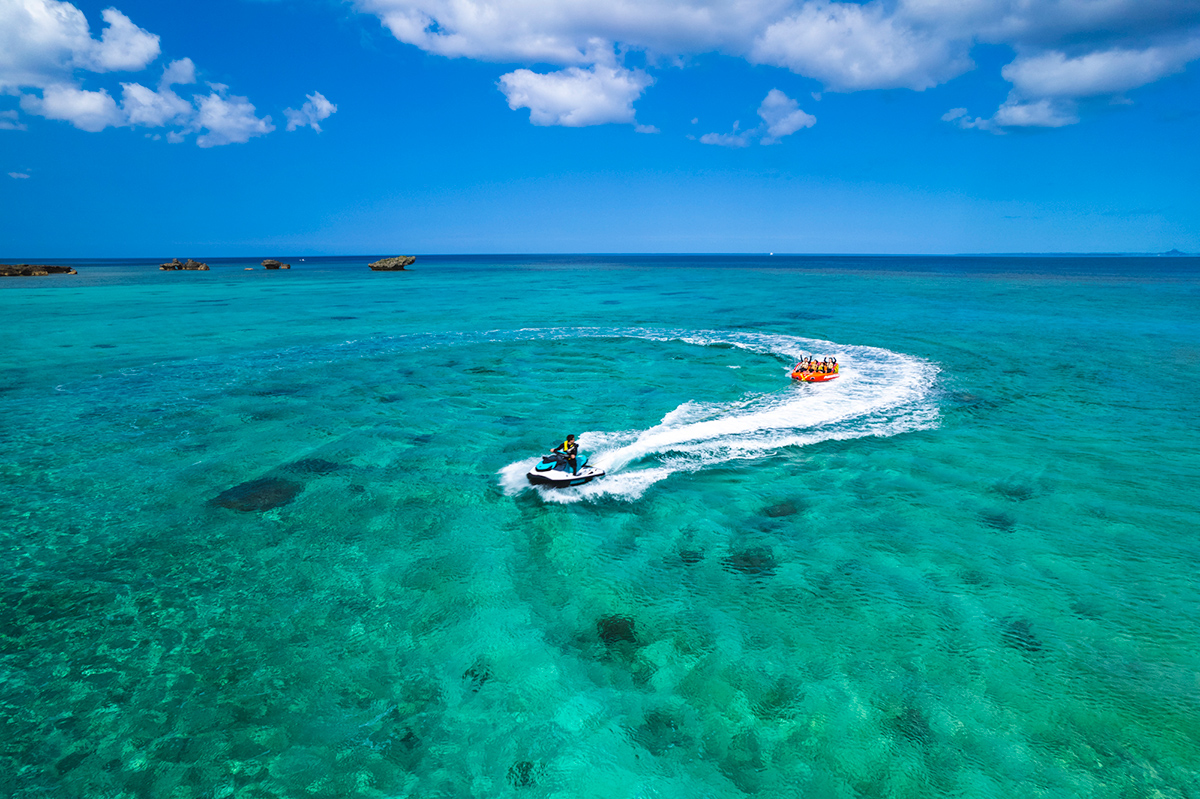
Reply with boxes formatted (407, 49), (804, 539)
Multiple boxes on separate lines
(791, 358), (840, 382)
(791, 369), (840, 382)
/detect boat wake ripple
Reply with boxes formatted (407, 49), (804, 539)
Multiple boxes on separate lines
(496, 328), (940, 503)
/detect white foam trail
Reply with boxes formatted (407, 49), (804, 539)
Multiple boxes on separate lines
(492, 328), (939, 503)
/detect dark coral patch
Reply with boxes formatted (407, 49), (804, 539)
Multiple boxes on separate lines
(249, 386), (302, 397)
(284, 458), (342, 476)
(994, 478), (1037, 501)
(598, 614), (637, 645)
(887, 703), (933, 746)
(1001, 617), (1044, 653)
(763, 500), (801, 518)
(723, 546), (778, 577)
(980, 510), (1015, 532)
(209, 478), (303, 512)
(463, 657), (492, 692)
(507, 761), (542, 788)
(678, 548), (704, 565)
(55, 751), (89, 776)
(635, 710), (692, 755)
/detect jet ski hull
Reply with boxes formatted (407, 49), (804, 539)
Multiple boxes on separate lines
(527, 453), (605, 487)
(527, 466), (606, 487)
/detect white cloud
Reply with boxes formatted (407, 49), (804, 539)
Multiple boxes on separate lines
(284, 91), (337, 132)
(751, 1), (971, 90)
(942, 105), (994, 129)
(947, 36), (1200, 130)
(0, 109), (26, 130)
(1002, 41), (1200, 98)
(354, 0), (782, 65)
(499, 64), (652, 127)
(942, 95), (1077, 130)
(159, 57), (195, 89)
(701, 89), (815, 146)
(0, 4), (279, 147)
(84, 7), (159, 72)
(634, 123), (659, 133)
(700, 121), (752, 147)
(758, 88), (815, 143)
(353, 0), (1200, 128)
(194, 89), (274, 147)
(20, 83), (124, 131)
(120, 81), (191, 127)
(992, 97), (1078, 127)
(0, 0), (94, 90)
(0, 2), (159, 93)
(9, 171), (32, 178)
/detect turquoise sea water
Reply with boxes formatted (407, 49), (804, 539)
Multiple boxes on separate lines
(3, 255), (1199, 798)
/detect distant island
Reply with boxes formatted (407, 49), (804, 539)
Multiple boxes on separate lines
(0, 263), (77, 276)
(369, 256), (416, 270)
(160, 258), (209, 270)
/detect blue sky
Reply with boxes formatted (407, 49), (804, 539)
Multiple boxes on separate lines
(2, 0), (1198, 255)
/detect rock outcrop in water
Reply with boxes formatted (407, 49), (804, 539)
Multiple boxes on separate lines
(369, 256), (415, 271)
(598, 614), (637, 645)
(0, 264), (77, 276)
(209, 478), (303, 511)
(262, 259), (291, 269)
(723, 546), (778, 577)
(160, 258), (209, 271)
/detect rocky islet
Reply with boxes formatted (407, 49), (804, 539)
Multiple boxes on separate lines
(0, 263), (77, 276)
(159, 258), (209, 271)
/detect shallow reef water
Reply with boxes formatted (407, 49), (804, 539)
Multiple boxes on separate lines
(2, 254), (1199, 797)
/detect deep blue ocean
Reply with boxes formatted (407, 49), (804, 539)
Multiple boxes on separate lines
(2, 254), (1199, 797)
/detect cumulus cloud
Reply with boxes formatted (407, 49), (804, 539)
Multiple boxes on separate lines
(354, 0), (1200, 129)
(700, 122), (752, 147)
(354, 0), (779, 64)
(751, 2), (971, 91)
(194, 88), (274, 147)
(84, 8), (160, 72)
(119, 60), (196, 129)
(0, 2), (158, 92)
(701, 88), (815, 146)
(941, 106), (992, 129)
(0, 3), (279, 146)
(9, 171), (32, 178)
(1002, 41), (1200, 98)
(0, 109), (26, 130)
(20, 83), (124, 131)
(499, 64), (652, 127)
(159, 56), (195, 88)
(285, 91), (337, 132)
(758, 88), (816, 142)
(945, 36), (1200, 130)
(992, 97), (1078, 127)
(1, 0), (94, 90)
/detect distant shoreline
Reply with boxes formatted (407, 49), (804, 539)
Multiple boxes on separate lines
(0, 251), (1194, 262)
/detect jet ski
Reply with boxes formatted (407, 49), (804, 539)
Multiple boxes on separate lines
(527, 452), (605, 487)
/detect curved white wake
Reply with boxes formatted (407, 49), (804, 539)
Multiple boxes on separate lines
(496, 328), (939, 502)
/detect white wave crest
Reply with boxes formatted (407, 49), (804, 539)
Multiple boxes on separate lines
(494, 327), (940, 503)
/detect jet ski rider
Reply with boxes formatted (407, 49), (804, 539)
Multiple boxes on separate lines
(552, 434), (579, 475)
